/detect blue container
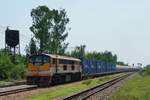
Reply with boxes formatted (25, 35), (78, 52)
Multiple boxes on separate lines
(106, 62), (109, 72)
(82, 60), (90, 75)
(108, 63), (111, 72)
(99, 61), (103, 72)
(82, 59), (117, 76)
(89, 60), (96, 74)
(82, 59), (97, 76)
(110, 63), (113, 71)
(112, 63), (116, 71)
(97, 61), (103, 73)
(101, 61), (105, 72)
(105, 61), (108, 72)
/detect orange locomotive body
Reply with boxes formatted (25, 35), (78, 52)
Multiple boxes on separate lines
(27, 53), (82, 86)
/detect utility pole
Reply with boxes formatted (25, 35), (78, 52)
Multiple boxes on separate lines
(137, 63), (142, 69)
(79, 45), (86, 73)
(81, 45), (86, 60)
(76, 44), (86, 60)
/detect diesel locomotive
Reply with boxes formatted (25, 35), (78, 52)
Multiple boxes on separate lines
(27, 53), (81, 85)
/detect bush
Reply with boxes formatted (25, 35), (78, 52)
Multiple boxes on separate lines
(143, 66), (150, 75)
(0, 52), (13, 79)
(0, 49), (26, 80)
(10, 63), (26, 80)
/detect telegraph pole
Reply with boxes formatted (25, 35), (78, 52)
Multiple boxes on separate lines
(79, 45), (86, 73)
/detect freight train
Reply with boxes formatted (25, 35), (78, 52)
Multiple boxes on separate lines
(27, 53), (137, 86)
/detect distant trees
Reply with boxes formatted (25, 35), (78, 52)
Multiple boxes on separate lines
(29, 5), (69, 54)
(68, 45), (86, 59)
(145, 64), (150, 68)
(117, 61), (128, 66)
(85, 51), (117, 63)
(85, 51), (117, 64)
(143, 64), (150, 75)
(66, 46), (118, 64)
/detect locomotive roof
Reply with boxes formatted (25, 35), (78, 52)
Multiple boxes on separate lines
(37, 53), (81, 62)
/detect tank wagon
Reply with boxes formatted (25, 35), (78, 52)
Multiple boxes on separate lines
(116, 65), (138, 72)
(27, 53), (135, 86)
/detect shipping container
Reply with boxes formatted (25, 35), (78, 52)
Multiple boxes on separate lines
(82, 59), (116, 76)
(82, 60), (96, 75)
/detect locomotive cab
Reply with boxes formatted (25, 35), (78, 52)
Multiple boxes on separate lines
(27, 54), (51, 85)
(27, 53), (82, 86)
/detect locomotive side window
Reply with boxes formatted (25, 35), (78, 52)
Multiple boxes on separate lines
(64, 60), (68, 64)
(74, 61), (80, 65)
(59, 59), (64, 64)
(59, 59), (73, 65)
(43, 56), (49, 63)
(53, 59), (57, 64)
(29, 55), (49, 66)
(63, 65), (67, 70)
(71, 66), (75, 70)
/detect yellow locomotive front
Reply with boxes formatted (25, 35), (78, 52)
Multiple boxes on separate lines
(27, 54), (52, 85)
(27, 53), (82, 86)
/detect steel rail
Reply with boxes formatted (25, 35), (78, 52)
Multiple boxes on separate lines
(63, 72), (134, 100)
(0, 85), (37, 96)
(0, 80), (26, 88)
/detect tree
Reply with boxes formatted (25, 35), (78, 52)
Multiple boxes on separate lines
(30, 6), (51, 52)
(49, 9), (69, 54)
(70, 45), (86, 59)
(30, 6), (69, 54)
(113, 54), (117, 63)
(25, 37), (37, 55)
(29, 38), (37, 54)
(84, 50), (118, 64)
(117, 61), (128, 66)
(143, 65), (150, 75)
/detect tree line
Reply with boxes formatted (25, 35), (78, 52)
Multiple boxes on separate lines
(65, 45), (117, 64)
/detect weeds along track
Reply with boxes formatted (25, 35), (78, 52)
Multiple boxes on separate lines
(0, 85), (37, 96)
(63, 72), (134, 100)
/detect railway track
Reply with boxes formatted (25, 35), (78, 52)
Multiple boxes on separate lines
(0, 72), (135, 97)
(0, 80), (26, 88)
(63, 72), (134, 100)
(0, 85), (37, 96)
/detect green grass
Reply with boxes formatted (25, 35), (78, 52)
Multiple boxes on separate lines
(24, 73), (123, 100)
(110, 74), (150, 100)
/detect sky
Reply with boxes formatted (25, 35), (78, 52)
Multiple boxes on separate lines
(0, 0), (149, 66)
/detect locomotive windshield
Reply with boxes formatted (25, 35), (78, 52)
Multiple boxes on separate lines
(29, 55), (49, 66)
